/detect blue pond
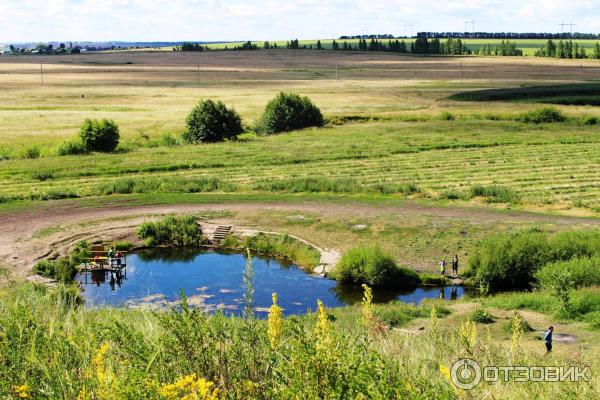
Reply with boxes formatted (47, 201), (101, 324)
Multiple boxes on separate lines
(77, 248), (465, 316)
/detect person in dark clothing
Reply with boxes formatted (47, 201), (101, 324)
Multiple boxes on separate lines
(451, 255), (459, 276)
(544, 326), (553, 353)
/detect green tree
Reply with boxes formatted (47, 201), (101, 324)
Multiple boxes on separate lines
(594, 42), (600, 59)
(79, 118), (120, 152)
(316, 40), (322, 50)
(332, 40), (339, 50)
(255, 92), (324, 135)
(182, 99), (243, 143)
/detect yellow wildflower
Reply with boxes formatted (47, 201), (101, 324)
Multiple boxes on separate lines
(361, 284), (374, 330)
(439, 363), (452, 385)
(160, 374), (219, 400)
(511, 312), (523, 354)
(458, 319), (477, 353)
(92, 342), (110, 384)
(315, 299), (332, 355)
(267, 292), (284, 350)
(429, 305), (438, 333)
(12, 384), (30, 399)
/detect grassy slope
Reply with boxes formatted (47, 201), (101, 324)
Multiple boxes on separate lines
(0, 281), (597, 399)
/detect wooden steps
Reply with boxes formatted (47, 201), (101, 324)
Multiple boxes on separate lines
(212, 225), (232, 243)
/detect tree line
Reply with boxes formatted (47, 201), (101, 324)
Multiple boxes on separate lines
(420, 32), (600, 39)
(175, 38), (528, 57)
(534, 40), (600, 59)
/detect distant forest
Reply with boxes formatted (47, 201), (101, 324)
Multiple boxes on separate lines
(418, 32), (600, 39)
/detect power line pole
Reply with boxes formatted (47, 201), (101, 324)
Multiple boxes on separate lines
(559, 22), (576, 37)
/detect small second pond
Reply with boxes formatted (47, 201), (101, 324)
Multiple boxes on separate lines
(77, 248), (466, 316)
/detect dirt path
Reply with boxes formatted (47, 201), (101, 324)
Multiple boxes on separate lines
(1, 199), (599, 279)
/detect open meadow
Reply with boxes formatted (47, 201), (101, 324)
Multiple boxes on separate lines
(1, 49), (600, 399)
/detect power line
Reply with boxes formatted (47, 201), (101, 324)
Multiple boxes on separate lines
(559, 22), (576, 37)
(464, 20), (476, 34)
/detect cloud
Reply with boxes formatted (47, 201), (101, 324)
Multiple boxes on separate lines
(0, 0), (598, 42)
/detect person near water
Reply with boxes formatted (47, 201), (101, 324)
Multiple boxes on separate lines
(452, 255), (459, 276)
(544, 326), (553, 353)
(439, 259), (446, 275)
(107, 247), (114, 266)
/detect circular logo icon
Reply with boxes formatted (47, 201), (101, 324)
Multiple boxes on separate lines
(451, 358), (481, 390)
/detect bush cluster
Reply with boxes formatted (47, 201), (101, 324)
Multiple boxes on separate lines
(535, 255), (600, 289)
(467, 230), (600, 292)
(137, 215), (204, 246)
(255, 92), (324, 134)
(79, 118), (120, 152)
(182, 99), (243, 143)
(33, 241), (91, 283)
(332, 245), (420, 287)
(516, 107), (566, 123)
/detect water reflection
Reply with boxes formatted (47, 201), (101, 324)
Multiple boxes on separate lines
(77, 248), (466, 316)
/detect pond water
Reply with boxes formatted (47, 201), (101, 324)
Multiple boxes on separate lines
(77, 248), (466, 316)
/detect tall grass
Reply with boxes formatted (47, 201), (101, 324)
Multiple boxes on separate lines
(242, 233), (320, 269)
(0, 281), (596, 399)
(137, 215), (205, 246)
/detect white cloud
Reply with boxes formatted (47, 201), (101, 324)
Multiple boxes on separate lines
(0, 0), (599, 42)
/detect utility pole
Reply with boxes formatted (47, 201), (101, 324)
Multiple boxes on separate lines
(559, 22), (575, 37)
(464, 21), (475, 33)
(40, 64), (44, 86)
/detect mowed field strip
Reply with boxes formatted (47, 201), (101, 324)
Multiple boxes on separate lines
(1, 50), (600, 214)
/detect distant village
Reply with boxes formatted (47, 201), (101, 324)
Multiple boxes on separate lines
(0, 42), (179, 55)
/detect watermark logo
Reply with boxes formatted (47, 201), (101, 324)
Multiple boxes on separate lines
(450, 358), (482, 389)
(450, 358), (591, 390)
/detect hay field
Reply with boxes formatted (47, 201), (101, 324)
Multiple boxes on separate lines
(1, 50), (600, 214)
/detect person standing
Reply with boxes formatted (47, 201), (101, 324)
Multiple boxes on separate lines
(439, 259), (446, 276)
(452, 255), (459, 276)
(544, 326), (554, 353)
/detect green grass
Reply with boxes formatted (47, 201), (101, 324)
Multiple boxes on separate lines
(1, 281), (598, 399)
(480, 287), (600, 329)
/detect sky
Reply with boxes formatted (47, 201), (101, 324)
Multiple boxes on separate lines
(1, 0), (600, 42)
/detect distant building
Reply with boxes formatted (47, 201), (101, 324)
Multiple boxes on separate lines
(2, 48), (13, 55)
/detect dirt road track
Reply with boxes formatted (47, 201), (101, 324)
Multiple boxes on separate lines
(1, 200), (599, 279)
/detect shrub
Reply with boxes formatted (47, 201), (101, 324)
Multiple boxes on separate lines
(23, 146), (41, 159)
(137, 215), (204, 246)
(469, 185), (520, 203)
(438, 111), (455, 121)
(515, 107), (566, 123)
(79, 118), (120, 152)
(468, 230), (600, 292)
(581, 116), (599, 125)
(33, 241), (90, 283)
(255, 92), (324, 134)
(471, 308), (494, 324)
(182, 99), (243, 143)
(536, 256), (600, 289)
(332, 245), (419, 287)
(57, 139), (88, 156)
(160, 133), (180, 146)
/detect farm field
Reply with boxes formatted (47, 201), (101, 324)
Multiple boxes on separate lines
(1, 51), (600, 215)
